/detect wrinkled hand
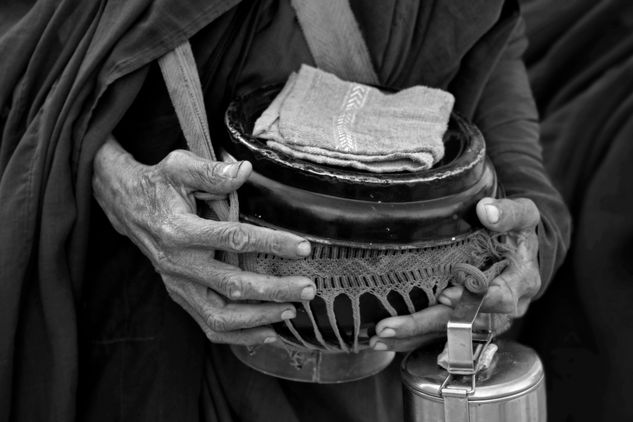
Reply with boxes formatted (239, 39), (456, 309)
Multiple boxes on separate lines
(369, 197), (540, 352)
(92, 136), (315, 345)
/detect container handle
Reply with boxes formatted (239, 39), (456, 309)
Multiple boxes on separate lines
(441, 264), (494, 422)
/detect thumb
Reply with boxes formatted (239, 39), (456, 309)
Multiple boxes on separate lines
(159, 150), (252, 195)
(476, 197), (540, 232)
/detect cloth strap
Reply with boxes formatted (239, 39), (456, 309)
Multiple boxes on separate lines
(158, 42), (239, 265)
(290, 0), (379, 85)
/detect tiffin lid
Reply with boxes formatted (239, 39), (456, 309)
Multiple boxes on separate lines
(401, 339), (544, 402)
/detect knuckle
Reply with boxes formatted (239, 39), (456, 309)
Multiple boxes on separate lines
(203, 162), (224, 181)
(202, 328), (222, 343)
(156, 218), (185, 248)
(153, 249), (176, 274)
(267, 235), (284, 255)
(207, 313), (230, 332)
(189, 161), (223, 190)
(224, 303), (271, 328)
(216, 273), (242, 298)
(162, 150), (188, 169)
(225, 226), (251, 252)
(156, 221), (177, 244)
(517, 198), (540, 225)
(494, 200), (516, 227)
(266, 284), (287, 302)
(245, 311), (270, 328)
(166, 210), (192, 236)
(519, 197), (538, 213)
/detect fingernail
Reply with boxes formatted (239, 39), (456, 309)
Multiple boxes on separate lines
(281, 309), (296, 320)
(301, 286), (316, 300)
(373, 342), (387, 351)
(297, 241), (311, 257)
(378, 328), (396, 338)
(264, 337), (277, 344)
(485, 204), (500, 224)
(438, 296), (452, 307)
(219, 162), (241, 178)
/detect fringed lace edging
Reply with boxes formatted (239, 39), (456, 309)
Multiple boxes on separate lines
(241, 229), (512, 352)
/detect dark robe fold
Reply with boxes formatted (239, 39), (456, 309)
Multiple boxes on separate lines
(0, 1), (240, 420)
(519, 1), (633, 420)
(0, 1), (570, 421)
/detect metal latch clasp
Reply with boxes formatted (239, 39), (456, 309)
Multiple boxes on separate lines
(440, 263), (495, 422)
(446, 289), (492, 376)
(441, 374), (476, 422)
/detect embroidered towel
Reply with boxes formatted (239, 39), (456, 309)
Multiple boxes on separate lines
(253, 65), (454, 173)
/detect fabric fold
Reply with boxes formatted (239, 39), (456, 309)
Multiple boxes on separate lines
(253, 65), (454, 173)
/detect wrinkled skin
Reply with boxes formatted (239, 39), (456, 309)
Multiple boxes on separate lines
(94, 137), (540, 349)
(369, 197), (541, 352)
(93, 137), (316, 345)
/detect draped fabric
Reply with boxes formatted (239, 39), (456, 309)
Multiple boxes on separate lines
(0, 1), (240, 420)
(0, 0), (570, 421)
(519, 1), (633, 420)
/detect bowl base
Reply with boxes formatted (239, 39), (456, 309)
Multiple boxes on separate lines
(231, 341), (395, 383)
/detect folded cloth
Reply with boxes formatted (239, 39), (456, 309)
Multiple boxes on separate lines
(253, 65), (454, 173)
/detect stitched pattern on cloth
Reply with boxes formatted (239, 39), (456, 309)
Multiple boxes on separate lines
(334, 84), (370, 152)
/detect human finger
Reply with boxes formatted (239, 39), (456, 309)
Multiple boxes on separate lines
(199, 261), (316, 302)
(177, 214), (312, 258)
(476, 197), (540, 232)
(370, 332), (445, 352)
(481, 262), (540, 316)
(170, 292), (279, 345)
(438, 279), (518, 314)
(193, 191), (227, 201)
(438, 263), (539, 316)
(437, 286), (463, 307)
(156, 248), (316, 302)
(371, 311), (514, 352)
(373, 304), (453, 342)
(158, 149), (252, 195)
(167, 278), (298, 331)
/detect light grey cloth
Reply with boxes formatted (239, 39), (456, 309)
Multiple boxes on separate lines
(253, 65), (454, 173)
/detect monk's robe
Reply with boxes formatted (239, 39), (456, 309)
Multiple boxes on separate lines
(0, 0), (570, 421)
(518, 1), (633, 420)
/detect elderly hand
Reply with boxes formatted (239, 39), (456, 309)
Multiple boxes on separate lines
(369, 196), (541, 352)
(92, 136), (315, 346)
